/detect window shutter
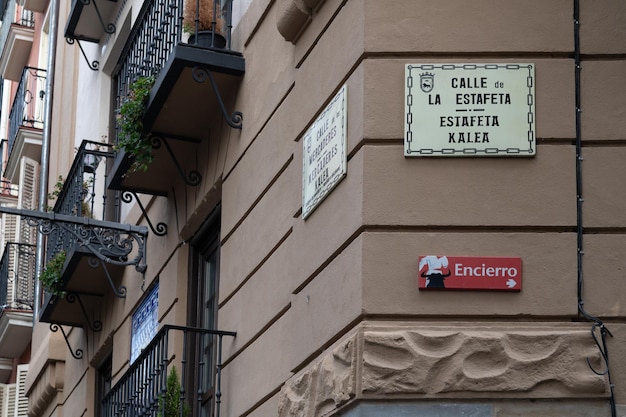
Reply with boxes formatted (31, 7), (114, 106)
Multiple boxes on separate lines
(17, 157), (39, 245)
(5, 384), (15, 417)
(0, 384), (6, 416)
(1, 217), (17, 307)
(15, 365), (28, 417)
(0, 212), (17, 248)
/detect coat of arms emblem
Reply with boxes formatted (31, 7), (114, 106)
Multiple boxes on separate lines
(420, 72), (435, 93)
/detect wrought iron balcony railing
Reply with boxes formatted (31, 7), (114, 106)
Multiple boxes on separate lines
(44, 140), (147, 271)
(102, 325), (236, 417)
(7, 66), (46, 156)
(0, 140), (150, 328)
(0, 242), (35, 310)
(112, 0), (236, 145)
(107, 0), (244, 195)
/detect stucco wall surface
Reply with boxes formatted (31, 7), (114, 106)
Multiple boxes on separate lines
(24, 1), (626, 417)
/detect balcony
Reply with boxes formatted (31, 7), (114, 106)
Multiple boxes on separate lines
(0, 1), (35, 81)
(3, 67), (46, 183)
(64, 0), (118, 43)
(0, 180), (18, 205)
(102, 325), (235, 417)
(106, 0), (244, 195)
(0, 242), (35, 358)
(22, 0), (48, 13)
(37, 140), (148, 328)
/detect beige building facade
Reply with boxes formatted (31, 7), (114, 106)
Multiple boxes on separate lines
(0, 0), (624, 417)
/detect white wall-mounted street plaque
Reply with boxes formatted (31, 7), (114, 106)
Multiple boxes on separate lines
(302, 84), (347, 219)
(405, 64), (535, 157)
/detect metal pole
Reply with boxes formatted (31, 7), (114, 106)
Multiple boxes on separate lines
(34, 0), (59, 320)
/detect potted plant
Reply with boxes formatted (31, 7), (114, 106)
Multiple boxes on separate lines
(39, 250), (67, 297)
(184, 0), (226, 48)
(160, 367), (191, 417)
(116, 76), (156, 173)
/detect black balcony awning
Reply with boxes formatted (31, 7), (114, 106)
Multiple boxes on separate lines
(64, 0), (118, 43)
(107, 44), (245, 195)
(144, 43), (246, 138)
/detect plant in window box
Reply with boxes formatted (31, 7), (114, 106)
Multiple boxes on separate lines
(39, 250), (67, 297)
(184, 0), (226, 48)
(116, 76), (156, 173)
(160, 367), (191, 417)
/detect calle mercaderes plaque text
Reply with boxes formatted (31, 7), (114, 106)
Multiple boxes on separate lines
(405, 64), (535, 157)
(302, 85), (348, 219)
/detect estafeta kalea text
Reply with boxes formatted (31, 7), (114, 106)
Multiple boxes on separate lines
(427, 77), (512, 144)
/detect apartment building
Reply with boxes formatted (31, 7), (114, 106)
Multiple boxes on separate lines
(0, 0), (624, 417)
(0, 0), (46, 413)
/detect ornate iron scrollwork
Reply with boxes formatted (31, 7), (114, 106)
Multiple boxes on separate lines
(50, 323), (84, 359)
(121, 191), (168, 236)
(151, 136), (202, 187)
(88, 257), (128, 298)
(0, 208), (149, 274)
(66, 292), (104, 331)
(78, 0), (116, 35)
(191, 67), (243, 129)
(66, 38), (99, 71)
(21, 212), (148, 273)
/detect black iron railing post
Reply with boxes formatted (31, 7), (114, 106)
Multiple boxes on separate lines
(215, 333), (225, 417)
(180, 329), (187, 417)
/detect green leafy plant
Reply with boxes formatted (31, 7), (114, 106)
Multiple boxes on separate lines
(45, 175), (65, 211)
(116, 76), (156, 173)
(159, 367), (190, 417)
(46, 175), (92, 217)
(39, 250), (66, 296)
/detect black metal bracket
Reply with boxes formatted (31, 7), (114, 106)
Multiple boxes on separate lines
(121, 191), (167, 236)
(151, 136), (202, 187)
(66, 292), (104, 332)
(50, 322), (84, 359)
(191, 67), (243, 129)
(79, 0), (116, 35)
(66, 38), (99, 71)
(88, 256), (127, 298)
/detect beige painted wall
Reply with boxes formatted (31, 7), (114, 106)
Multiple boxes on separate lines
(26, 0), (626, 417)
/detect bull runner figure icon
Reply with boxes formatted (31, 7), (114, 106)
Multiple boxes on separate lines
(419, 255), (451, 288)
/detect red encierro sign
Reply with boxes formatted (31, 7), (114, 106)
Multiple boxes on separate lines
(418, 255), (522, 291)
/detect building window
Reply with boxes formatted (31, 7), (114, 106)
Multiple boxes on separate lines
(188, 207), (220, 417)
(96, 355), (112, 417)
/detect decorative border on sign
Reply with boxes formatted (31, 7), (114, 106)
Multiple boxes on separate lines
(405, 64), (535, 156)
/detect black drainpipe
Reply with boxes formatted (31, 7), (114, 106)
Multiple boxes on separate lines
(573, 1), (616, 415)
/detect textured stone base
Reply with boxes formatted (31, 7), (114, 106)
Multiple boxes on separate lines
(340, 401), (611, 417)
(278, 322), (610, 417)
